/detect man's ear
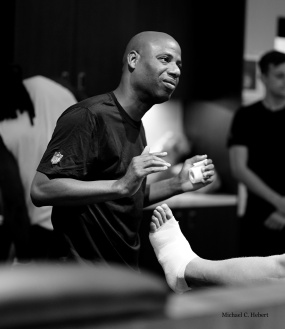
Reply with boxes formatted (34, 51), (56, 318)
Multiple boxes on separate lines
(127, 50), (140, 69)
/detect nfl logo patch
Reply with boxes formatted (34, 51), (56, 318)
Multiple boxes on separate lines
(51, 151), (63, 165)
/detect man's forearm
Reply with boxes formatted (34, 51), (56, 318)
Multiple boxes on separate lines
(144, 177), (183, 207)
(31, 172), (124, 207)
(235, 167), (281, 208)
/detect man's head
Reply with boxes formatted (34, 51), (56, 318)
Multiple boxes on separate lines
(121, 31), (182, 104)
(258, 50), (285, 98)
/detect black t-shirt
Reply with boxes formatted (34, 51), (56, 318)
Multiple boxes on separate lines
(37, 92), (147, 270)
(227, 101), (285, 194)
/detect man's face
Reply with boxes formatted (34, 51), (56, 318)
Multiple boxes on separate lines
(262, 62), (285, 99)
(133, 37), (182, 103)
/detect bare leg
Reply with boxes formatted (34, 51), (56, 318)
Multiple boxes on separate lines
(149, 205), (285, 293)
(149, 204), (198, 294)
(184, 252), (285, 288)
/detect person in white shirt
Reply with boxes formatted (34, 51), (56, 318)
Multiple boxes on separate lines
(0, 65), (77, 260)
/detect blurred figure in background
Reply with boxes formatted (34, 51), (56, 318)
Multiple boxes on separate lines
(0, 134), (31, 263)
(0, 64), (33, 262)
(227, 50), (285, 257)
(0, 64), (77, 261)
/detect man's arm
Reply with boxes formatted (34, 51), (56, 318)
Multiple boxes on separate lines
(31, 172), (123, 207)
(31, 146), (171, 207)
(229, 145), (285, 214)
(144, 154), (215, 207)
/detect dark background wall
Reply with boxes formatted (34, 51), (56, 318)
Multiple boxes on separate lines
(9, 0), (246, 193)
(11, 0), (245, 100)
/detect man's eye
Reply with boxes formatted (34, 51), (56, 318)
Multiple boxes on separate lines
(159, 57), (169, 63)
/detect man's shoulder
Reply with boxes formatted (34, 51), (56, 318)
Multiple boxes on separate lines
(240, 100), (263, 111)
(58, 92), (115, 120)
(75, 92), (115, 114)
(235, 100), (263, 117)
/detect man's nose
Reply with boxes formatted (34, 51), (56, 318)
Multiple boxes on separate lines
(168, 63), (181, 77)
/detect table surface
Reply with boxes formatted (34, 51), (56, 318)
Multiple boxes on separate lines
(145, 192), (237, 209)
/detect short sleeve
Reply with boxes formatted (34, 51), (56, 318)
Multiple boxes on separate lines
(37, 107), (98, 179)
(227, 107), (252, 148)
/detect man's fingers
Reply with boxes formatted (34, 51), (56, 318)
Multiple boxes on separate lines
(136, 154), (170, 166)
(202, 169), (215, 178)
(130, 158), (171, 177)
(140, 146), (168, 159)
(143, 159), (171, 168)
(149, 151), (168, 157)
(186, 154), (207, 166)
(138, 165), (170, 176)
(203, 163), (214, 171)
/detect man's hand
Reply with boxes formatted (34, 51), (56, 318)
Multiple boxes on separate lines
(175, 155), (215, 193)
(264, 211), (285, 231)
(115, 146), (171, 197)
(273, 196), (285, 215)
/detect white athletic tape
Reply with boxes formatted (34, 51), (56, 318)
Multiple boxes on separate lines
(189, 160), (206, 184)
(149, 216), (198, 294)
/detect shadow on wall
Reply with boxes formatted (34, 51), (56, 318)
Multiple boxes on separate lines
(184, 99), (239, 194)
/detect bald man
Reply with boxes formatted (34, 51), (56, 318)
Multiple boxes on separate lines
(30, 31), (215, 270)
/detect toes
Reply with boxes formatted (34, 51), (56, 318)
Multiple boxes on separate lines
(153, 208), (164, 226)
(151, 204), (173, 232)
(161, 203), (173, 220)
(151, 215), (160, 230)
(155, 206), (167, 224)
(149, 222), (157, 233)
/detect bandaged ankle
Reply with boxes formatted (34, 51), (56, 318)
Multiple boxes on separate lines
(149, 216), (198, 294)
